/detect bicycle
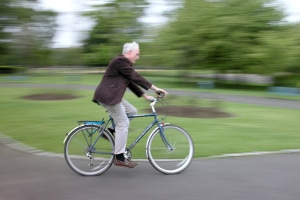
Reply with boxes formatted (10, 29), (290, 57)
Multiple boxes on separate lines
(63, 97), (194, 176)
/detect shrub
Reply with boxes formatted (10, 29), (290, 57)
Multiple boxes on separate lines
(0, 66), (26, 74)
(273, 74), (300, 87)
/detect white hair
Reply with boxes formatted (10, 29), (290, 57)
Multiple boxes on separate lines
(122, 41), (139, 54)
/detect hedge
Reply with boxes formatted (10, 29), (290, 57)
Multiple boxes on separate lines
(0, 66), (26, 74)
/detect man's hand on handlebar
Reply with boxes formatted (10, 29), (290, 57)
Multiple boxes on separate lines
(155, 89), (167, 98)
(151, 85), (168, 98)
(142, 93), (155, 101)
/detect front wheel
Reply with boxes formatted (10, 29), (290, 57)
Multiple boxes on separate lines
(64, 124), (115, 176)
(146, 124), (194, 174)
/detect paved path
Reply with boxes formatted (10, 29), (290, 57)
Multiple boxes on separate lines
(1, 143), (300, 200)
(1, 83), (300, 200)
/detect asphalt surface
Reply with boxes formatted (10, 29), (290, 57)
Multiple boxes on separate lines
(1, 83), (300, 200)
(1, 143), (300, 200)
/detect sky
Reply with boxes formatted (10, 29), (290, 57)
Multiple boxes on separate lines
(37, 0), (300, 48)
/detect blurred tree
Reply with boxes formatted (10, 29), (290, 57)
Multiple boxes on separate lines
(0, 0), (20, 64)
(82, 0), (148, 66)
(142, 0), (297, 74)
(281, 24), (300, 73)
(51, 48), (84, 66)
(0, 0), (56, 66)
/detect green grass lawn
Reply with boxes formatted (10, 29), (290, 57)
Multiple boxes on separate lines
(2, 71), (300, 101)
(0, 83), (299, 158)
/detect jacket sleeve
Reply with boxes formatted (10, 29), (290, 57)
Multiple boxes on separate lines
(128, 81), (145, 97)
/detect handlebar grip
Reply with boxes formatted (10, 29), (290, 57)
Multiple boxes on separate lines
(150, 98), (156, 102)
(156, 90), (165, 98)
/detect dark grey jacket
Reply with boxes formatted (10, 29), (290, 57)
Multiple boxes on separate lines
(93, 55), (152, 105)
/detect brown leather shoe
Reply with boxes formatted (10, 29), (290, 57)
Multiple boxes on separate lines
(114, 159), (138, 168)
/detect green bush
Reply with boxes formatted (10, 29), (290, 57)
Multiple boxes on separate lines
(0, 66), (26, 74)
(273, 74), (300, 87)
(215, 81), (268, 91)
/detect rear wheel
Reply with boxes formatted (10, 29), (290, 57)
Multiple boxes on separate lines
(146, 124), (194, 174)
(64, 125), (115, 176)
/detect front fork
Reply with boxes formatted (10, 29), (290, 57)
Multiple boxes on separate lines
(157, 122), (173, 151)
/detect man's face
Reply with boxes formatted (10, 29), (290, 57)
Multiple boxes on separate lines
(128, 48), (140, 64)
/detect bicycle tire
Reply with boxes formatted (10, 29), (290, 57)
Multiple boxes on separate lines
(146, 124), (194, 174)
(64, 124), (115, 176)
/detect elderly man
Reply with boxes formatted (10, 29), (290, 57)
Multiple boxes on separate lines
(93, 41), (168, 168)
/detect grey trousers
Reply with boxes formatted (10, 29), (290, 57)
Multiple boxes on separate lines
(100, 99), (137, 155)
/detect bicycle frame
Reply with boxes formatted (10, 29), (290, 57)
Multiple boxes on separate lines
(127, 113), (169, 151)
(65, 99), (173, 155)
(110, 100), (173, 151)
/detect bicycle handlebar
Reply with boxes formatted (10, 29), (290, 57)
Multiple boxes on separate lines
(150, 95), (165, 107)
(150, 96), (164, 103)
(156, 90), (166, 98)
